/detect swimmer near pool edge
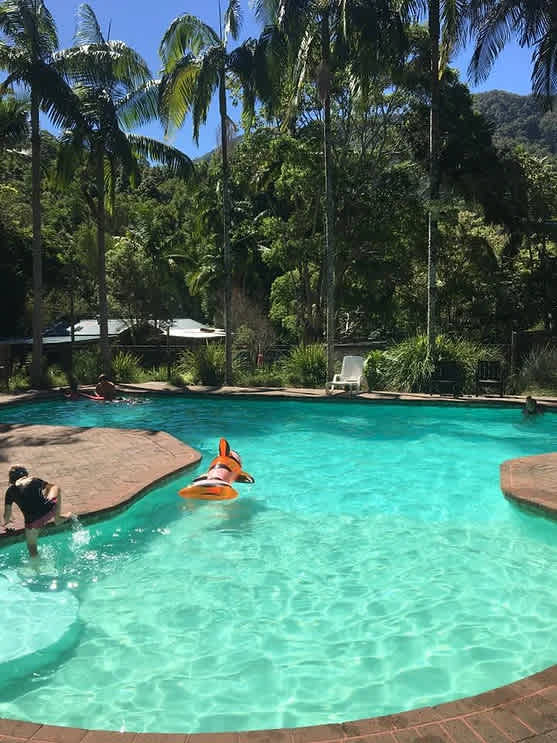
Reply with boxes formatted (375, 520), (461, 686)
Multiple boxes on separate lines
(178, 438), (255, 501)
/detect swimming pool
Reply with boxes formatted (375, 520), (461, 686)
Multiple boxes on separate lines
(1, 396), (557, 734)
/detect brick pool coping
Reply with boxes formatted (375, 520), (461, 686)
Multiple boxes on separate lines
(1, 386), (557, 743)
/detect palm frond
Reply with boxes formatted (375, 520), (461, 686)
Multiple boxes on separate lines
(290, 23), (316, 116)
(0, 45), (31, 91)
(22, 0), (58, 58)
(468, 2), (519, 83)
(54, 127), (86, 188)
(0, 1), (25, 38)
(0, 70), (21, 94)
(0, 0), (58, 58)
(159, 14), (219, 67)
(74, 2), (105, 45)
(224, 0), (242, 42)
(192, 46), (222, 143)
(127, 134), (194, 179)
(55, 42), (151, 94)
(440, 0), (470, 71)
(102, 122), (139, 196)
(158, 53), (200, 131)
(252, 25), (286, 115)
(276, 0), (312, 41)
(33, 59), (83, 129)
(399, 0), (428, 24)
(0, 91), (28, 147)
(530, 23), (557, 104)
(117, 79), (160, 129)
(35, 0), (59, 54)
(228, 39), (257, 127)
(105, 40), (152, 90)
(252, 0), (280, 25)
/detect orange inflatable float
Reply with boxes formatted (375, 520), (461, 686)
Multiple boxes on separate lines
(178, 438), (255, 501)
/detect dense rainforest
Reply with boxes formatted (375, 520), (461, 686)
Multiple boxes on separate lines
(2, 87), (555, 345)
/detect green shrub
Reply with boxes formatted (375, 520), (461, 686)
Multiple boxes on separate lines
(514, 345), (557, 395)
(141, 365), (185, 387)
(177, 344), (226, 386)
(381, 335), (502, 394)
(8, 362), (30, 392)
(363, 350), (384, 391)
(45, 364), (68, 389)
(73, 349), (101, 384)
(112, 351), (142, 383)
(168, 372), (186, 387)
(237, 367), (284, 387)
(282, 344), (326, 388)
(143, 365), (172, 382)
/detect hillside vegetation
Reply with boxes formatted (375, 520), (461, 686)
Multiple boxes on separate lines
(473, 90), (557, 157)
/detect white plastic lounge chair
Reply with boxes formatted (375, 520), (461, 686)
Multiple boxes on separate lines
(327, 355), (364, 394)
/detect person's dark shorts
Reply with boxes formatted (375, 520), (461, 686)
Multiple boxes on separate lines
(27, 498), (57, 529)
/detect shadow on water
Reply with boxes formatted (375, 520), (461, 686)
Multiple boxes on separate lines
(204, 497), (269, 536)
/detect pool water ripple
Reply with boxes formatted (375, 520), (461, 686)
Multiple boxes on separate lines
(1, 398), (557, 733)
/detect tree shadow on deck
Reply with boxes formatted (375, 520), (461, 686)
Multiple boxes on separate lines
(0, 424), (91, 463)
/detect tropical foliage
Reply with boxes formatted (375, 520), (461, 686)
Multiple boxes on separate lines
(0, 0), (77, 386)
(1, 0), (556, 393)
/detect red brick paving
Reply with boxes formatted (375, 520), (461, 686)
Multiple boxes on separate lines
(1, 388), (557, 743)
(501, 454), (557, 518)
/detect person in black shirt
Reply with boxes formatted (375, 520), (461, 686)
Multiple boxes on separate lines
(3, 465), (70, 557)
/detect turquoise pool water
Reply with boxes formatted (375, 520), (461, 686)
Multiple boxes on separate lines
(1, 397), (557, 734)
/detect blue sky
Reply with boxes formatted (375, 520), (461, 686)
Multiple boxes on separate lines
(43, 0), (537, 159)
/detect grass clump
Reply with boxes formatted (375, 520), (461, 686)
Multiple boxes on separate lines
(8, 362), (30, 392)
(282, 344), (326, 388)
(513, 345), (557, 395)
(380, 335), (502, 394)
(112, 351), (143, 383)
(73, 350), (101, 384)
(237, 367), (284, 387)
(45, 363), (68, 388)
(363, 350), (384, 391)
(177, 344), (227, 386)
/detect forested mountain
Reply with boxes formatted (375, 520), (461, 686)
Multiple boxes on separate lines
(473, 91), (557, 156)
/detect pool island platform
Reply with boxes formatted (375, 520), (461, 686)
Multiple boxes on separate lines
(0, 421), (201, 540)
(1, 387), (557, 743)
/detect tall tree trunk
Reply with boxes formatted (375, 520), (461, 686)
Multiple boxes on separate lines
(69, 269), (75, 386)
(30, 88), (43, 388)
(96, 146), (111, 374)
(219, 66), (233, 385)
(427, 0), (441, 356)
(321, 11), (336, 386)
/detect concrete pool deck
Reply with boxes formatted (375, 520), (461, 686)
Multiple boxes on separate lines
(1, 386), (557, 743)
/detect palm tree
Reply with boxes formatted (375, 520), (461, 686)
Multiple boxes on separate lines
(255, 0), (406, 384)
(404, 0), (469, 355)
(469, 0), (556, 105)
(56, 3), (194, 374)
(159, 1), (261, 385)
(0, 0), (77, 387)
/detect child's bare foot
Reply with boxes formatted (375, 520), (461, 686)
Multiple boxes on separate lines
(54, 512), (74, 525)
